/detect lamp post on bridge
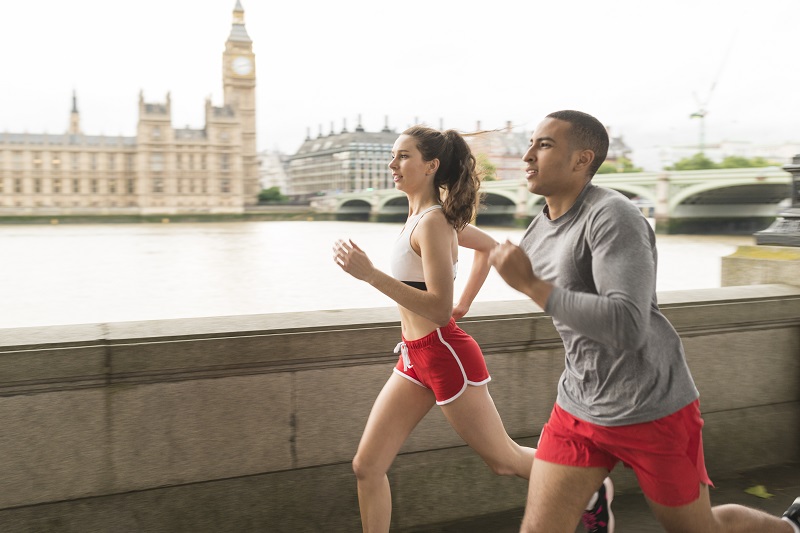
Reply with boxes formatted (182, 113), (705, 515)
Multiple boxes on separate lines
(754, 154), (800, 246)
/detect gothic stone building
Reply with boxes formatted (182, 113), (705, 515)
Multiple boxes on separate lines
(0, 1), (258, 216)
(287, 119), (399, 197)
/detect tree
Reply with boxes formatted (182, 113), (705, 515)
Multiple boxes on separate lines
(476, 153), (497, 181)
(718, 156), (752, 168)
(258, 187), (288, 203)
(667, 153), (781, 171)
(596, 157), (643, 174)
(666, 153), (717, 171)
(719, 155), (775, 168)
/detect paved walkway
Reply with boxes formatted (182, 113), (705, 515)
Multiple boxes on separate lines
(408, 462), (800, 532)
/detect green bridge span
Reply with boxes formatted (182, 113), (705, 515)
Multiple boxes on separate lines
(311, 167), (792, 233)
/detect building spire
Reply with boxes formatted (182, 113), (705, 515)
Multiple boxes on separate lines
(228, 0), (251, 42)
(68, 91), (81, 135)
(233, 0), (244, 23)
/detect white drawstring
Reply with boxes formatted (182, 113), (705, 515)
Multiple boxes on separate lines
(394, 341), (412, 371)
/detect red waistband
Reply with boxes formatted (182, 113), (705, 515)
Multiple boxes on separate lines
(402, 318), (457, 348)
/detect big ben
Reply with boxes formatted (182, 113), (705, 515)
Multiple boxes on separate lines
(222, 0), (258, 205)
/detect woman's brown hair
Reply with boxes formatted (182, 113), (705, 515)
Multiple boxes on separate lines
(402, 126), (481, 230)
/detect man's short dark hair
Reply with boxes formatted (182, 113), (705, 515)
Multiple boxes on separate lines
(546, 110), (609, 177)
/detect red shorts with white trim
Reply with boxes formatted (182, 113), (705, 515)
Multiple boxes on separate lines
(393, 318), (490, 405)
(535, 400), (713, 507)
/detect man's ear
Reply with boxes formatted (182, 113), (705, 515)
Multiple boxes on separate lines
(574, 149), (595, 173)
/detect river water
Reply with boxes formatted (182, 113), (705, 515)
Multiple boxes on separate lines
(0, 221), (753, 329)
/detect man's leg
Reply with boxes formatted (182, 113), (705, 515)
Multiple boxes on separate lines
(646, 483), (795, 533)
(519, 459), (608, 533)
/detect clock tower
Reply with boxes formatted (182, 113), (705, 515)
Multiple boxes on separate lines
(222, 0), (258, 205)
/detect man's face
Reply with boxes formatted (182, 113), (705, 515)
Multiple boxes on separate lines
(522, 118), (584, 197)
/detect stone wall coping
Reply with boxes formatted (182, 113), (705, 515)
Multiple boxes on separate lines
(0, 283), (796, 396)
(1, 284), (798, 350)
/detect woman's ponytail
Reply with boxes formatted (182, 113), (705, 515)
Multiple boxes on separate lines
(437, 130), (480, 230)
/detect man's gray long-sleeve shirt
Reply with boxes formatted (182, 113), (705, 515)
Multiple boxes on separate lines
(520, 183), (698, 426)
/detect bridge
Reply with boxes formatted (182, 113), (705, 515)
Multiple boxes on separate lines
(310, 167), (792, 233)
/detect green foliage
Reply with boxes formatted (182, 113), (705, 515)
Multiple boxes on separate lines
(596, 161), (618, 174)
(667, 153), (780, 171)
(666, 153), (718, 170)
(718, 156), (751, 168)
(258, 187), (288, 203)
(596, 157), (643, 174)
(476, 153), (497, 181)
(719, 155), (775, 168)
(749, 157), (773, 167)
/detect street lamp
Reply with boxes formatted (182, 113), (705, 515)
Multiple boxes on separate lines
(754, 154), (800, 246)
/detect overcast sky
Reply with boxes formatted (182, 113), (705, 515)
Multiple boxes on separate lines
(2, 0), (798, 171)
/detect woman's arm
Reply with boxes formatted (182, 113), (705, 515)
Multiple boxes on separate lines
(333, 212), (456, 326)
(453, 224), (498, 320)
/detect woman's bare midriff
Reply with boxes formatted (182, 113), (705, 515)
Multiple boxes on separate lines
(398, 306), (448, 341)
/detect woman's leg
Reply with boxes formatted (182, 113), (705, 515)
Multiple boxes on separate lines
(441, 385), (613, 531)
(353, 373), (436, 533)
(439, 384), (535, 478)
(646, 484), (796, 533)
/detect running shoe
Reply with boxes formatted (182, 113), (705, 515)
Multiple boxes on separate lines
(581, 477), (615, 533)
(783, 496), (800, 532)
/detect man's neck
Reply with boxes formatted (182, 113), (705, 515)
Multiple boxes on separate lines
(545, 181), (590, 220)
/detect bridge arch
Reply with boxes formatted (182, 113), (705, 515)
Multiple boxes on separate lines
(477, 192), (517, 225)
(669, 181), (790, 211)
(337, 199), (372, 221)
(374, 195), (409, 222)
(601, 184), (656, 206)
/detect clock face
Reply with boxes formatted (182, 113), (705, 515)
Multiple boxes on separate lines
(232, 56), (253, 76)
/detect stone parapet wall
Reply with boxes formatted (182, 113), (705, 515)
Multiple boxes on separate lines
(0, 285), (798, 532)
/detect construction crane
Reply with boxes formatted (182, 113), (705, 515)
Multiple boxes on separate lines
(690, 34), (736, 155)
(690, 92), (712, 155)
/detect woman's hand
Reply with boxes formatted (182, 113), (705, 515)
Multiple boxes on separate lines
(452, 302), (469, 321)
(333, 239), (375, 283)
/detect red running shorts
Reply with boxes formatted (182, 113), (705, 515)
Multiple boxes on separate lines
(535, 400), (713, 506)
(393, 318), (490, 405)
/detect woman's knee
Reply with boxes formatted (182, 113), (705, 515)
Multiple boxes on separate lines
(488, 447), (535, 478)
(352, 452), (384, 481)
(486, 460), (516, 477)
(481, 452), (520, 477)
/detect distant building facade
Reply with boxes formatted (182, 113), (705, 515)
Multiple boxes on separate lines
(286, 119), (534, 197)
(258, 150), (290, 194)
(0, 1), (258, 215)
(285, 120), (641, 196)
(464, 121), (529, 181)
(286, 119), (398, 197)
(605, 126), (633, 166)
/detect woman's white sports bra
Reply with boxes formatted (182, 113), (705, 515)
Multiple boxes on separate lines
(390, 205), (457, 290)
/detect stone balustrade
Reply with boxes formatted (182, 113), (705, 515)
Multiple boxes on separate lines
(0, 284), (798, 532)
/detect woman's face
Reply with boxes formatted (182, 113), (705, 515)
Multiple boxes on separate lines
(388, 134), (435, 194)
